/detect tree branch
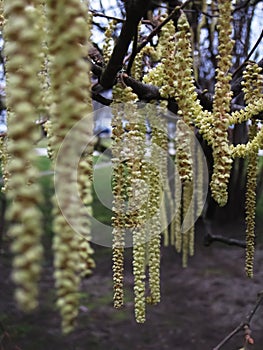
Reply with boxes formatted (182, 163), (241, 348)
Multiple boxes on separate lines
(99, 0), (152, 89)
(136, 0), (193, 55)
(204, 232), (246, 248)
(89, 9), (153, 25)
(212, 291), (263, 350)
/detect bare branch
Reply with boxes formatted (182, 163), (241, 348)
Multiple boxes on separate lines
(204, 232), (246, 248)
(212, 292), (263, 350)
(99, 0), (152, 89)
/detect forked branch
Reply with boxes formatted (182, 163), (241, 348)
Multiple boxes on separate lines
(212, 291), (263, 350)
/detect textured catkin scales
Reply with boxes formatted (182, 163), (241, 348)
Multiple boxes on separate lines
(242, 63), (263, 278)
(3, 0), (44, 311)
(111, 84), (126, 309)
(210, 0), (233, 207)
(111, 87), (164, 322)
(77, 154), (95, 278)
(126, 102), (147, 323)
(46, 0), (94, 333)
(103, 19), (117, 64)
(244, 121), (257, 278)
(0, 136), (10, 192)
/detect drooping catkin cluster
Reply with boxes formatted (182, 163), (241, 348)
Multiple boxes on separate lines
(46, 0), (94, 333)
(146, 157), (162, 305)
(111, 87), (165, 322)
(111, 84), (128, 309)
(210, 0), (234, 206)
(141, 12), (199, 266)
(3, 0), (44, 311)
(242, 62), (263, 278)
(162, 14), (197, 263)
(143, 17), (176, 93)
(111, 85), (148, 322)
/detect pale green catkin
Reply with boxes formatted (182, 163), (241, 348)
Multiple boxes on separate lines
(4, 0), (44, 311)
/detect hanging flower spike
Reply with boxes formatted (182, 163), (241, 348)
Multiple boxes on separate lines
(148, 105), (170, 246)
(0, 136), (10, 193)
(103, 19), (117, 65)
(77, 155), (95, 278)
(242, 62), (263, 278)
(123, 89), (148, 323)
(175, 121), (194, 267)
(228, 98), (263, 129)
(111, 84), (127, 309)
(172, 13), (205, 127)
(244, 120), (257, 278)
(210, 0), (234, 207)
(3, 0), (44, 311)
(47, 0), (93, 333)
(143, 17), (175, 90)
(146, 105), (165, 305)
(146, 163), (161, 305)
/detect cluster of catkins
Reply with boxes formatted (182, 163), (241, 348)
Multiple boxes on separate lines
(108, 0), (263, 322)
(2, 0), (95, 334)
(1, 0), (262, 331)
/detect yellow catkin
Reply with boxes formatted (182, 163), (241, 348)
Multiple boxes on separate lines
(148, 107), (170, 246)
(195, 147), (204, 218)
(37, 0), (50, 118)
(242, 62), (263, 278)
(174, 120), (194, 262)
(172, 13), (204, 126)
(111, 85), (149, 322)
(245, 121), (257, 278)
(228, 98), (263, 127)
(143, 18), (176, 95)
(43, 120), (54, 160)
(76, 11), (95, 280)
(175, 120), (193, 183)
(46, 0), (93, 333)
(103, 20), (117, 64)
(111, 84), (126, 309)
(0, 136), (10, 192)
(174, 169), (182, 253)
(194, 0), (207, 80)
(132, 45), (158, 81)
(231, 125), (263, 158)
(210, 0), (234, 206)
(125, 92), (147, 323)
(146, 163), (161, 306)
(3, 0), (44, 311)
(144, 105), (164, 305)
(77, 154), (95, 278)
(182, 182), (193, 268)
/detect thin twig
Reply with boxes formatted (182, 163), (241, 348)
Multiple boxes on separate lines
(232, 29), (263, 79)
(89, 9), (153, 25)
(136, 0), (193, 55)
(90, 9), (125, 23)
(244, 29), (263, 64)
(212, 292), (263, 350)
